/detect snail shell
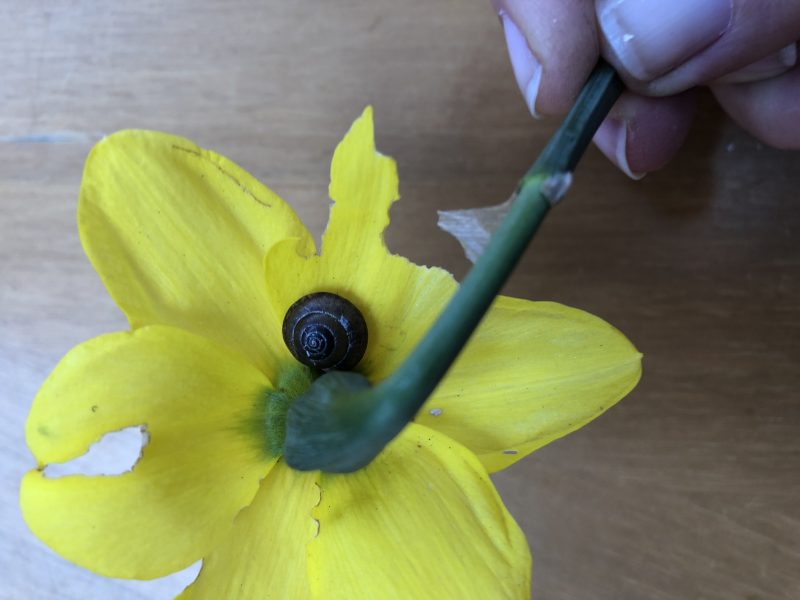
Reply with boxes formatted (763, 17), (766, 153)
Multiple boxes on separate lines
(282, 292), (368, 371)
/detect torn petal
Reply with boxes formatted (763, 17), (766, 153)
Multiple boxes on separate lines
(308, 424), (530, 599)
(178, 462), (318, 599)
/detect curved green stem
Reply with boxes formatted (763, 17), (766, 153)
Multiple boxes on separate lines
(284, 61), (623, 472)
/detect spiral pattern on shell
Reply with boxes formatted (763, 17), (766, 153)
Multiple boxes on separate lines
(282, 292), (368, 371)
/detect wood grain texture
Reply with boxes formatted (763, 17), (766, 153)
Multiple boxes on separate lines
(1, 1), (798, 599)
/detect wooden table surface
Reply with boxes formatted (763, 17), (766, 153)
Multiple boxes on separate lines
(2, 2), (798, 599)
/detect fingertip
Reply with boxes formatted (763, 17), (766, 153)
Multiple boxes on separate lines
(594, 119), (646, 180)
(592, 91), (697, 178)
(713, 44), (797, 85)
(596, 0), (732, 85)
(499, 11), (543, 118)
(598, 0), (800, 96)
(497, 0), (600, 117)
(712, 65), (800, 150)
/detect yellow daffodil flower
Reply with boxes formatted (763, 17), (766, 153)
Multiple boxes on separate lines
(21, 107), (641, 599)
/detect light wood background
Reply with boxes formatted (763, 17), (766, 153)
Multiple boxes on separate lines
(2, 2), (798, 599)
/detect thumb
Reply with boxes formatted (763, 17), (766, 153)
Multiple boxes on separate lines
(597, 0), (800, 96)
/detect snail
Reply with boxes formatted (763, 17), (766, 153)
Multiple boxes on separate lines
(282, 292), (368, 371)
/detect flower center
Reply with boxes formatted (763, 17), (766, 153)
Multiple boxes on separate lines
(260, 365), (315, 458)
(281, 291), (368, 371)
(260, 292), (369, 459)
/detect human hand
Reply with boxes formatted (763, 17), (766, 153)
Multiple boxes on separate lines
(494, 0), (800, 178)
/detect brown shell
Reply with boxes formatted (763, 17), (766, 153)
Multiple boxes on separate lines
(281, 292), (368, 371)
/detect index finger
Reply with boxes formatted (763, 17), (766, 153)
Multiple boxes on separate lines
(495, 0), (600, 117)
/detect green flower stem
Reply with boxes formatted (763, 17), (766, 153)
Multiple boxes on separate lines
(284, 61), (624, 473)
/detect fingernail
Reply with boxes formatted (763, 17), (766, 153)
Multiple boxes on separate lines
(593, 119), (645, 180)
(500, 11), (542, 118)
(778, 43), (799, 68)
(715, 44), (798, 84)
(598, 0), (733, 81)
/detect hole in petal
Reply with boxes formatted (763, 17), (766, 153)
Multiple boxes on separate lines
(43, 425), (149, 478)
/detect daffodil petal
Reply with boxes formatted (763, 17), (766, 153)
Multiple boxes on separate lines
(308, 424), (531, 599)
(78, 130), (314, 377)
(263, 108), (458, 381)
(177, 462), (318, 600)
(21, 326), (276, 579)
(322, 105), (396, 261)
(416, 296), (642, 472)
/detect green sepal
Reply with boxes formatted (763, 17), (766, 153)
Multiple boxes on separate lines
(284, 371), (377, 472)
